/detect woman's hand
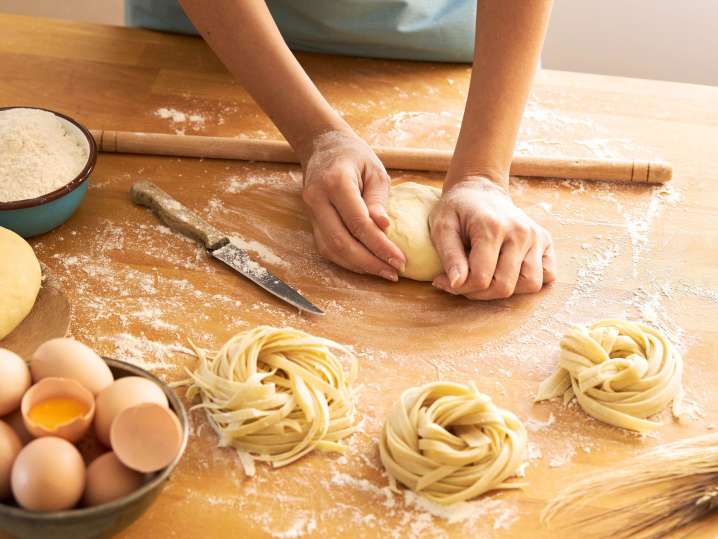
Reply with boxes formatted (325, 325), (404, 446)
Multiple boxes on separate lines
(301, 131), (406, 281)
(178, 2), (405, 282)
(429, 176), (556, 300)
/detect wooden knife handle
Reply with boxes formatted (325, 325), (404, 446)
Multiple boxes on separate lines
(130, 180), (228, 250)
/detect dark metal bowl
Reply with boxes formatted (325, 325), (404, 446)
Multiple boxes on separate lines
(0, 358), (188, 539)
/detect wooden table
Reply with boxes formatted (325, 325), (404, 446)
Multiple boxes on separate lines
(2, 14), (718, 538)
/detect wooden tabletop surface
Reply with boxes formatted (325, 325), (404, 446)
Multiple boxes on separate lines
(2, 14), (718, 539)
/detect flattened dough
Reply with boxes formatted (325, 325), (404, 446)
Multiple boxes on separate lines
(386, 182), (443, 281)
(0, 227), (41, 340)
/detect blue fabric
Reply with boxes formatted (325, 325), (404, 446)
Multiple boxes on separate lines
(125, 0), (476, 63)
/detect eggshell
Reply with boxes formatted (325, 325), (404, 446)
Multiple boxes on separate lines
(94, 377), (168, 446)
(21, 377), (95, 443)
(11, 437), (86, 512)
(31, 338), (113, 395)
(110, 403), (182, 473)
(0, 419), (22, 500)
(83, 452), (144, 507)
(1, 409), (33, 445)
(0, 348), (31, 415)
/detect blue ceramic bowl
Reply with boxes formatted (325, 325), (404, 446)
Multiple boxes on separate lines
(0, 358), (189, 539)
(0, 107), (97, 238)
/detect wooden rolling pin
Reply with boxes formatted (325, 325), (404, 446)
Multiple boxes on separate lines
(90, 129), (672, 184)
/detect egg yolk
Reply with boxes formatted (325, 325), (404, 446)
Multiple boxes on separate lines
(27, 397), (89, 429)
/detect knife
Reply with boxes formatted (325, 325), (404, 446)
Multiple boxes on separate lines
(130, 180), (324, 315)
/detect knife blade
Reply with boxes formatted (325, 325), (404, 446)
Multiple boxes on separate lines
(130, 180), (324, 315)
(211, 242), (323, 314)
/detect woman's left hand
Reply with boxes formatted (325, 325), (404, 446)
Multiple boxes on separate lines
(429, 176), (556, 300)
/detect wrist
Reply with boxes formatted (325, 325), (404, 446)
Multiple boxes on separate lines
(443, 170), (510, 195)
(444, 157), (509, 188)
(292, 122), (355, 166)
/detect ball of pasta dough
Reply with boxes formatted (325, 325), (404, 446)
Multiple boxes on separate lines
(379, 382), (527, 505)
(0, 227), (41, 340)
(386, 182), (443, 281)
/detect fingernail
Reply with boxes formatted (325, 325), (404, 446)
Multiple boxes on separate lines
(448, 267), (462, 288)
(380, 270), (398, 282)
(388, 257), (405, 272)
(433, 282), (455, 294)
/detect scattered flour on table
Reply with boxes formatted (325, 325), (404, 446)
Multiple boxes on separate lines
(680, 284), (718, 303)
(154, 107), (206, 135)
(203, 190), (293, 270)
(548, 445), (576, 468)
(364, 96), (660, 161)
(366, 111), (460, 148)
(403, 491), (518, 530)
(224, 169), (300, 194)
(575, 138), (633, 158)
(155, 107), (187, 123)
(93, 333), (191, 371)
(270, 515), (317, 539)
(621, 182), (683, 271)
(38, 215), (306, 377)
(326, 469), (519, 537)
(526, 413), (556, 433)
(33, 96), (711, 537)
(527, 442), (543, 461)
(0, 108), (89, 202)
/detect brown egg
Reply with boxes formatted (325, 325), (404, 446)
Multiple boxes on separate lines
(0, 349), (31, 416)
(11, 437), (85, 511)
(21, 377), (95, 443)
(31, 338), (113, 395)
(1, 409), (33, 445)
(83, 452), (144, 507)
(111, 403), (182, 473)
(0, 419), (22, 500)
(94, 377), (168, 447)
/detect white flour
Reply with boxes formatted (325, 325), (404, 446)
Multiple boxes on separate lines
(0, 108), (89, 202)
(154, 107), (207, 135)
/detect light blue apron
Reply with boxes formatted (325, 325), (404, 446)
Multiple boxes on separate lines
(125, 0), (476, 63)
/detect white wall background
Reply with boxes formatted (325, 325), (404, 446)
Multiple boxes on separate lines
(542, 0), (718, 86)
(1, 0), (717, 86)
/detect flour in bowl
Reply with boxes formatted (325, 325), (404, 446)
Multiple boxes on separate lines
(0, 108), (89, 202)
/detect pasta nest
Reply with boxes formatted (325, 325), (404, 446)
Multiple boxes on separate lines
(535, 319), (683, 432)
(178, 326), (357, 475)
(379, 382), (527, 505)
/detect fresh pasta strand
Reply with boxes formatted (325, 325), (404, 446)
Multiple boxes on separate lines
(379, 382), (527, 505)
(535, 319), (683, 432)
(175, 326), (358, 476)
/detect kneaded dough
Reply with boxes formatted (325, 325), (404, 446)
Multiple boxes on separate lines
(379, 381), (527, 505)
(0, 227), (42, 340)
(535, 319), (683, 432)
(386, 182), (443, 281)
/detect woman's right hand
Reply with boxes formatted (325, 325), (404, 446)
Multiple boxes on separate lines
(300, 130), (406, 281)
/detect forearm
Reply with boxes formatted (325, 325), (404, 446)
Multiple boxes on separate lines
(179, 0), (350, 161)
(446, 0), (553, 190)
